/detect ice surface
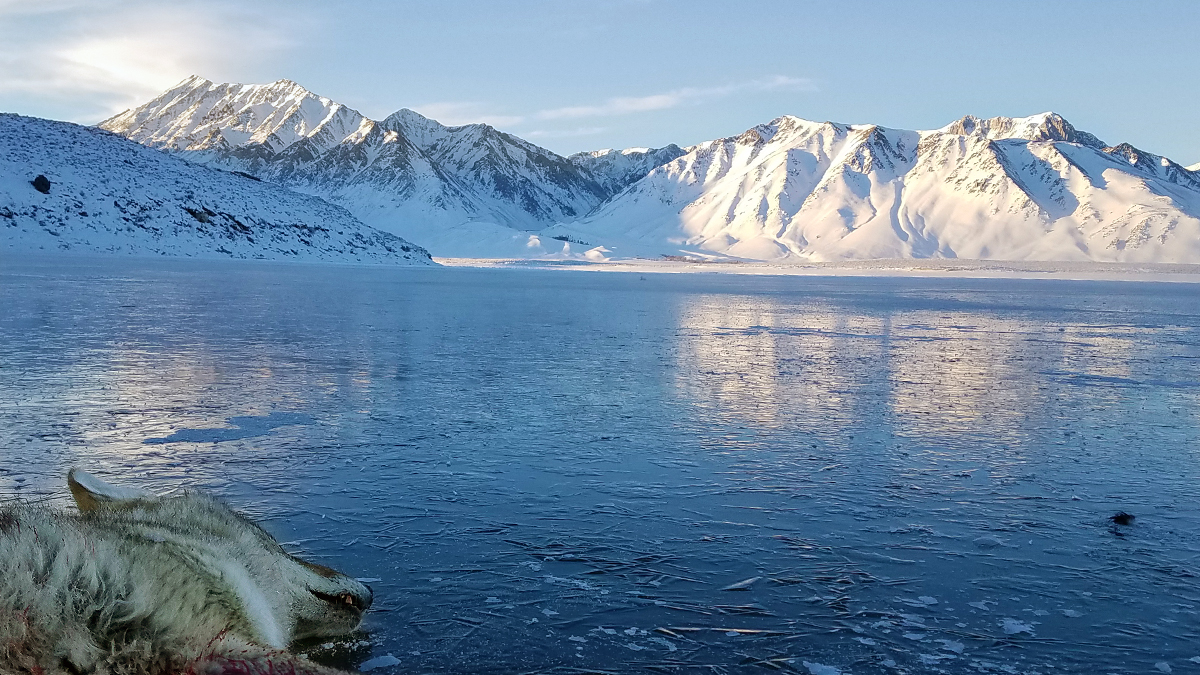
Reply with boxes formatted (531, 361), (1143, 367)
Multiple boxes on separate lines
(144, 412), (313, 444)
(357, 654), (401, 671)
(3, 254), (1200, 673)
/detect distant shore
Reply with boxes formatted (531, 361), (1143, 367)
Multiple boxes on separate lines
(435, 257), (1200, 283)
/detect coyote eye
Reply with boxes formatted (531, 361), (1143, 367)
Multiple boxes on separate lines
(309, 588), (366, 611)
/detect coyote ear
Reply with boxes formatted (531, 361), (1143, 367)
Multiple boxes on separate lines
(68, 469), (150, 512)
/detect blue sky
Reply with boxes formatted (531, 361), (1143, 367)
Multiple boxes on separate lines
(2, 0), (1197, 163)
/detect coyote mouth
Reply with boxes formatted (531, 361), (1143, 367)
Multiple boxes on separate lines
(308, 588), (367, 612)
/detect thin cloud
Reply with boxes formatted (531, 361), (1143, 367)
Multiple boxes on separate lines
(403, 76), (816, 134)
(535, 76), (816, 121)
(410, 102), (525, 128)
(522, 127), (608, 139)
(0, 1), (301, 122)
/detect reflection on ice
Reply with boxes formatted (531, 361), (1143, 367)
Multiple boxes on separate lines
(674, 296), (885, 435)
(3, 257), (1200, 673)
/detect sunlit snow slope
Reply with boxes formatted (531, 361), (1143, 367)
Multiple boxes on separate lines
(99, 77), (678, 255)
(1, 114), (432, 263)
(547, 113), (1200, 262)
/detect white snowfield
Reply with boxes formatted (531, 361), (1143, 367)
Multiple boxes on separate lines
(99, 77), (680, 254)
(100, 76), (1200, 263)
(0, 114), (432, 264)
(546, 113), (1200, 262)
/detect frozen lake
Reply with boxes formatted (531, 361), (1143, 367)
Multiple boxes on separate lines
(2, 255), (1199, 674)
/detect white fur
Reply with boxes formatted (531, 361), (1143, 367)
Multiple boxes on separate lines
(212, 557), (287, 649)
(68, 469), (149, 501)
(0, 470), (372, 674)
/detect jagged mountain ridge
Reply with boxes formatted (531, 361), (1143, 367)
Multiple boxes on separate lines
(545, 112), (1200, 262)
(380, 108), (610, 226)
(0, 113), (431, 263)
(99, 77), (679, 251)
(97, 78), (1200, 262)
(568, 145), (687, 193)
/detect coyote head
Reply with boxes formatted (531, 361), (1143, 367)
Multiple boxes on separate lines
(66, 469), (373, 650)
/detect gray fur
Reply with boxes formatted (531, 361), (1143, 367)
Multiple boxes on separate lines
(0, 471), (371, 674)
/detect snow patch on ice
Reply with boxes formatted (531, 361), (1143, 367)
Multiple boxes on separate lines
(1000, 618), (1035, 635)
(359, 654), (402, 671)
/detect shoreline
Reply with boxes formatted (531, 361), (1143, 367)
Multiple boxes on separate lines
(434, 256), (1200, 283)
(7, 250), (1200, 283)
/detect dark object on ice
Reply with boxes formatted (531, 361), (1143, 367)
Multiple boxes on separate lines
(1110, 512), (1135, 526)
(31, 174), (51, 194)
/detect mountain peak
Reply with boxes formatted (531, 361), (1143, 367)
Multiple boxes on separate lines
(383, 108), (434, 125)
(176, 74), (214, 89)
(383, 108), (500, 138)
(939, 112), (1106, 148)
(98, 75), (368, 158)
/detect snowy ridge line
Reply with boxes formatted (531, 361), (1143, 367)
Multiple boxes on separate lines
(101, 76), (1200, 263)
(99, 76), (683, 250)
(0, 113), (432, 264)
(545, 112), (1200, 262)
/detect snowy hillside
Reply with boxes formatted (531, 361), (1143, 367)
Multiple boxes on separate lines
(1190, 162), (1200, 172)
(546, 113), (1200, 262)
(99, 78), (679, 255)
(0, 114), (432, 263)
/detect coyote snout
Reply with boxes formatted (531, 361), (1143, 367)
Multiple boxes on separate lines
(0, 469), (373, 674)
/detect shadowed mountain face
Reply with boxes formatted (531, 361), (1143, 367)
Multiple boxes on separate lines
(99, 77), (679, 245)
(567, 145), (687, 194)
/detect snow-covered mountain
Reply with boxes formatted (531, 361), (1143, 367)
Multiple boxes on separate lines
(545, 113), (1200, 262)
(569, 145), (686, 193)
(1, 113), (431, 263)
(1189, 162), (1200, 172)
(99, 77), (679, 256)
(381, 108), (609, 225)
(96, 77), (1200, 263)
